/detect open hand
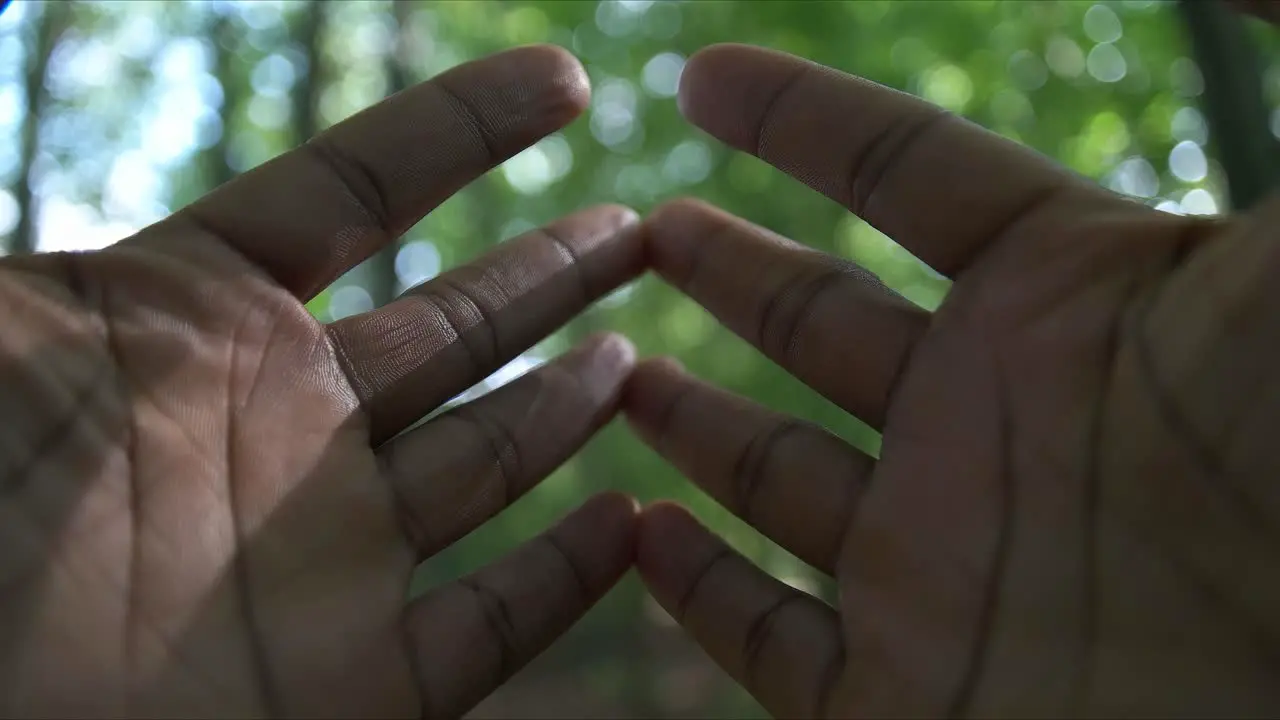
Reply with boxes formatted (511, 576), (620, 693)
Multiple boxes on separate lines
(628, 43), (1280, 717)
(0, 46), (642, 718)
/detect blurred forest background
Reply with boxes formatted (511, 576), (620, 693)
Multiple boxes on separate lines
(2, 0), (1279, 716)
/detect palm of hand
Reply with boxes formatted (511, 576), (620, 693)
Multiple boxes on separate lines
(1, 46), (643, 719)
(628, 45), (1280, 718)
(841, 192), (1279, 717)
(3, 33), (1278, 720)
(1, 240), (413, 716)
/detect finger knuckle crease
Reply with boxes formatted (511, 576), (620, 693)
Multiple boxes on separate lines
(679, 220), (736, 293)
(537, 225), (593, 303)
(454, 405), (523, 505)
(743, 592), (806, 687)
(731, 420), (807, 523)
(755, 65), (811, 159)
(435, 80), (499, 162)
(813, 642), (848, 719)
(757, 264), (846, 366)
(459, 577), (520, 682)
(435, 277), (502, 369)
(850, 109), (950, 218)
(304, 137), (391, 235)
(541, 534), (590, 607)
(653, 380), (700, 454)
(676, 547), (733, 622)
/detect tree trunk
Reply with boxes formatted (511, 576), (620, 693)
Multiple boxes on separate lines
(12, 0), (72, 255)
(1178, 0), (1280, 210)
(202, 11), (240, 190)
(291, 0), (326, 145)
(365, 0), (416, 307)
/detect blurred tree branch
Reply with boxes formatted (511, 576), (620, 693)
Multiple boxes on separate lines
(365, 0), (415, 308)
(291, 0), (327, 144)
(1178, 0), (1280, 209)
(14, 0), (72, 255)
(202, 10), (241, 190)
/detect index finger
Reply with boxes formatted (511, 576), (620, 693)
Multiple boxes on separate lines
(677, 44), (1136, 276)
(147, 45), (589, 300)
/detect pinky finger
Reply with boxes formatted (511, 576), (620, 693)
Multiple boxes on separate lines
(637, 502), (846, 718)
(405, 492), (638, 719)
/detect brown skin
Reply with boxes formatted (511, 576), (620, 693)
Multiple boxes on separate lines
(4, 14), (1279, 720)
(0, 46), (645, 718)
(627, 44), (1280, 718)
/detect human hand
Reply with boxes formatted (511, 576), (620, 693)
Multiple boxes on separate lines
(0, 46), (643, 718)
(627, 44), (1280, 717)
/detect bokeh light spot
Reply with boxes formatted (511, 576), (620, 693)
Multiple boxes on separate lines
(1168, 140), (1207, 183)
(642, 52), (684, 98)
(1086, 43), (1126, 83)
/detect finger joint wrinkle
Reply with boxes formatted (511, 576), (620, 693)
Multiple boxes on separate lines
(742, 591), (808, 690)
(757, 263), (846, 367)
(730, 419), (807, 524)
(453, 404), (523, 506)
(677, 547), (734, 622)
(541, 533), (590, 608)
(459, 577), (521, 683)
(304, 137), (392, 237)
(433, 276), (502, 374)
(537, 224), (593, 305)
(435, 80), (500, 164)
(849, 110), (950, 220)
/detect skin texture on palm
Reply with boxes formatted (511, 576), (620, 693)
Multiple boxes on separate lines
(628, 44), (1280, 718)
(0, 45), (643, 718)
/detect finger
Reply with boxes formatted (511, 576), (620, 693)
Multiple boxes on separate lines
(1228, 0), (1280, 24)
(677, 44), (1133, 276)
(379, 333), (634, 559)
(153, 45), (590, 299)
(645, 198), (928, 429)
(637, 502), (844, 718)
(329, 204), (642, 444)
(624, 358), (870, 575)
(406, 492), (638, 719)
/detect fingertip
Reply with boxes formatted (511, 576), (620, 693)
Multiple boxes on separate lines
(642, 197), (725, 278)
(586, 331), (638, 374)
(554, 491), (641, 588)
(514, 43), (592, 114)
(474, 44), (590, 135)
(597, 202), (641, 228)
(646, 197), (717, 230)
(627, 356), (687, 394)
(567, 332), (636, 407)
(580, 489), (642, 525)
(636, 501), (723, 603)
(645, 355), (686, 375)
(546, 203), (644, 273)
(621, 356), (689, 440)
(638, 500), (701, 541)
(676, 43), (757, 128)
(676, 43), (812, 154)
(588, 203), (642, 242)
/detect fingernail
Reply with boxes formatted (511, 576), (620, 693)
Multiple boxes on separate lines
(577, 333), (636, 406)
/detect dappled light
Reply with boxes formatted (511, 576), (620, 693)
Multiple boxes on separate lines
(3, 0), (1276, 716)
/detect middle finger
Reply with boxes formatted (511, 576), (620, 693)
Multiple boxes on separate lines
(328, 204), (642, 444)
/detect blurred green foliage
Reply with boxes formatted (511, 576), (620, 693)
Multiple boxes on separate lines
(0, 0), (1265, 716)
